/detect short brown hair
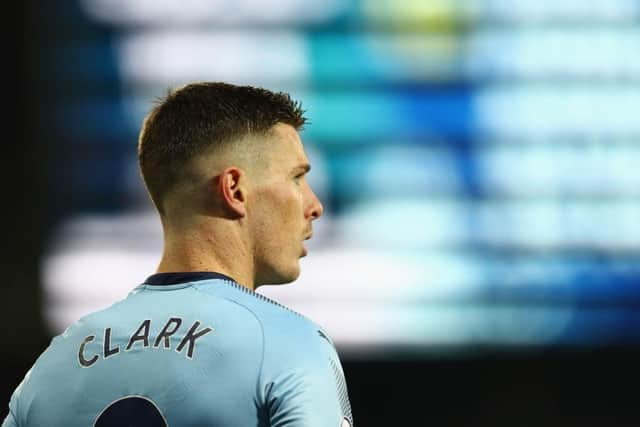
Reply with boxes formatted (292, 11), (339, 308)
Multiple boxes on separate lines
(138, 82), (307, 214)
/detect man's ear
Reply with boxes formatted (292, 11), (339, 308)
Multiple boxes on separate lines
(218, 167), (247, 218)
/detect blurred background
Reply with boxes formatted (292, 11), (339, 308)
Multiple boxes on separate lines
(4, 0), (640, 425)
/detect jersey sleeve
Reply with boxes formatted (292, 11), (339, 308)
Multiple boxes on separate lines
(1, 412), (18, 427)
(2, 371), (28, 427)
(259, 321), (353, 427)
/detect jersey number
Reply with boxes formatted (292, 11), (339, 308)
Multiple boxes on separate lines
(94, 396), (168, 427)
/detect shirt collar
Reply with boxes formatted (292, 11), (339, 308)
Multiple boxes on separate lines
(143, 271), (237, 286)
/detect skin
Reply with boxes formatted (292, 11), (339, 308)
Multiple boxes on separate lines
(156, 123), (324, 290)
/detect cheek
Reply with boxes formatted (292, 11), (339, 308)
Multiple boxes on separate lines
(274, 198), (302, 239)
(255, 188), (301, 238)
(272, 184), (303, 214)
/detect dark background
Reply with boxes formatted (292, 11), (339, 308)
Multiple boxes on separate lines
(3, 2), (639, 426)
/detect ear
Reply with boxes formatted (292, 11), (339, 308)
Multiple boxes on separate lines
(218, 167), (247, 218)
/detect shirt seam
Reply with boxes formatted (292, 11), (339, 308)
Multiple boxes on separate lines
(190, 285), (267, 409)
(9, 406), (19, 427)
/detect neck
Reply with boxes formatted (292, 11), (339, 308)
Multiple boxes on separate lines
(156, 219), (255, 290)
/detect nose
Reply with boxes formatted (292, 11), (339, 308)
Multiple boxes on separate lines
(306, 186), (324, 221)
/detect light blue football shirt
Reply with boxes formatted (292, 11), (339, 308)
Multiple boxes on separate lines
(2, 272), (354, 427)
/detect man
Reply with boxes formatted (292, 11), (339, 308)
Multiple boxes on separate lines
(3, 82), (354, 426)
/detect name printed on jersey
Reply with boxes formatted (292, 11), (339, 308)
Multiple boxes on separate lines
(77, 317), (213, 368)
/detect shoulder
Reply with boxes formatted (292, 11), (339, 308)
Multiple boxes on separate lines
(194, 281), (322, 336)
(227, 286), (329, 346)
(245, 291), (339, 371)
(242, 291), (350, 423)
(197, 281), (337, 358)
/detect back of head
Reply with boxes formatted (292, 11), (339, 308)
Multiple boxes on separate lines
(138, 82), (307, 217)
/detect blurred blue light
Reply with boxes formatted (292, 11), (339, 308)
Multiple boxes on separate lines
(40, 0), (640, 352)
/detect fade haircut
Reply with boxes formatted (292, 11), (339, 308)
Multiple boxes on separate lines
(138, 82), (307, 215)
